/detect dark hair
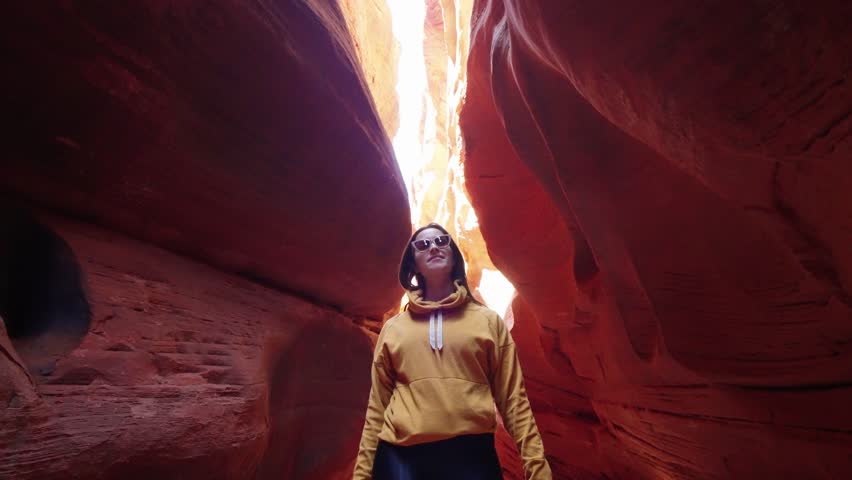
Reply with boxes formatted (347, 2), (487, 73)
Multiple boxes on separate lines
(398, 223), (480, 304)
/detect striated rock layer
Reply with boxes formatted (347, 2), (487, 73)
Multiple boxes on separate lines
(1, 215), (375, 480)
(461, 0), (852, 479)
(1, 1), (405, 479)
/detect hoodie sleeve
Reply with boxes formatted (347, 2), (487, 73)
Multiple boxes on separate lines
(490, 314), (553, 480)
(353, 323), (395, 480)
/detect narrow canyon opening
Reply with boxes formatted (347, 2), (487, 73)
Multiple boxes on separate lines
(2, 2), (851, 479)
(383, 0), (516, 319)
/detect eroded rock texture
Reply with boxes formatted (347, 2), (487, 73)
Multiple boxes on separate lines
(1, 216), (376, 480)
(461, 1), (852, 479)
(1, 1), (406, 479)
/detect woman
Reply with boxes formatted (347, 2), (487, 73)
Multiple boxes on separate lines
(353, 223), (552, 480)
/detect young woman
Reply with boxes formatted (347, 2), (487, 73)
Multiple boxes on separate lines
(354, 223), (552, 479)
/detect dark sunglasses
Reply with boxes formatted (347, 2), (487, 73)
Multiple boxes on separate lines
(411, 234), (451, 252)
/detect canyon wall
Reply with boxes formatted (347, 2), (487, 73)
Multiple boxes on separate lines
(6, 0), (851, 478)
(461, 1), (852, 478)
(1, 1), (405, 479)
(1, 1), (406, 318)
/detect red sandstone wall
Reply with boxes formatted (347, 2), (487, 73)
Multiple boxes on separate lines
(461, 1), (852, 478)
(1, 1), (405, 479)
(1, 215), (376, 479)
(1, 1), (408, 318)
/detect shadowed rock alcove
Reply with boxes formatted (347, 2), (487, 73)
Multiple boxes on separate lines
(0, 209), (90, 374)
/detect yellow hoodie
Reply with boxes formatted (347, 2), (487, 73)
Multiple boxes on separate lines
(353, 281), (552, 479)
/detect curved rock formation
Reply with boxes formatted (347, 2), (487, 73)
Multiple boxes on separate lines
(1, 1), (405, 479)
(2, 0), (408, 318)
(461, 0), (852, 478)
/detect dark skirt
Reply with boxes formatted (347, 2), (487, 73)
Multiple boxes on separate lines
(373, 433), (502, 480)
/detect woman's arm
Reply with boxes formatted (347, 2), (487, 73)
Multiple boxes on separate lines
(490, 314), (553, 480)
(353, 326), (395, 480)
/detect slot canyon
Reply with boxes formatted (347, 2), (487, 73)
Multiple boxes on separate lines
(1, 1), (851, 479)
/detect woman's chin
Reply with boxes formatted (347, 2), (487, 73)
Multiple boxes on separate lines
(422, 264), (451, 276)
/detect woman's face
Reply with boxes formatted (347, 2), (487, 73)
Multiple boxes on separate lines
(412, 227), (455, 279)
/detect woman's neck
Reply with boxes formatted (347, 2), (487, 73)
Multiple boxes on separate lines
(423, 280), (455, 302)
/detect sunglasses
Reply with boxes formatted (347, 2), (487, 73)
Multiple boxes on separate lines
(411, 234), (452, 252)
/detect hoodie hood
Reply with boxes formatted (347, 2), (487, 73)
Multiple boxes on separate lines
(406, 280), (470, 351)
(405, 279), (470, 314)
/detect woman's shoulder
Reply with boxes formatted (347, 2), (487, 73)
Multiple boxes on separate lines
(464, 301), (501, 324)
(465, 303), (512, 345)
(381, 311), (405, 329)
(378, 308), (416, 333)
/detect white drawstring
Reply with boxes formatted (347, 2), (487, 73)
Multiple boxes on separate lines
(437, 310), (443, 350)
(429, 310), (443, 351)
(429, 311), (435, 349)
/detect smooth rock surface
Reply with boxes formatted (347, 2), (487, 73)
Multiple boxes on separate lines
(461, 0), (852, 478)
(341, 0), (401, 138)
(1, 1), (409, 318)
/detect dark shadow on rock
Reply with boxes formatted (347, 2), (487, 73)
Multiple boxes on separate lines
(0, 209), (90, 374)
(256, 315), (373, 480)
